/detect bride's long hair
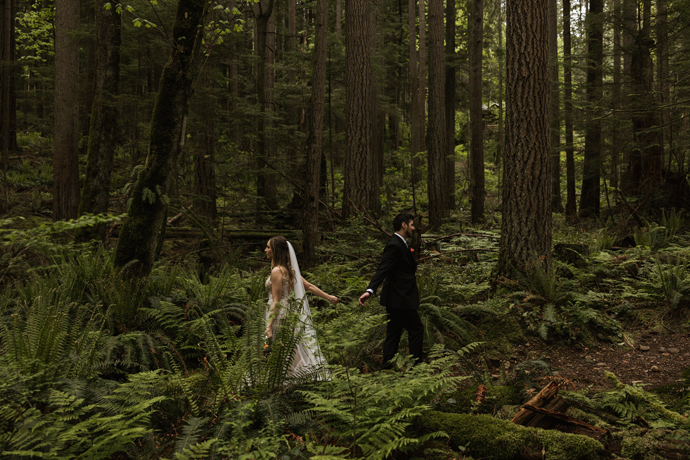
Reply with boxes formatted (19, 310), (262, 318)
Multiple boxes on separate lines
(268, 236), (296, 287)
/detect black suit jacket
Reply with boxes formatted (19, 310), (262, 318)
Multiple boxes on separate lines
(366, 235), (420, 310)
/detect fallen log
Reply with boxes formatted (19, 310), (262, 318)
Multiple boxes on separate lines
(420, 411), (607, 460)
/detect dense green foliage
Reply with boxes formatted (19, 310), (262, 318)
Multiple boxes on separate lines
(3, 211), (690, 458)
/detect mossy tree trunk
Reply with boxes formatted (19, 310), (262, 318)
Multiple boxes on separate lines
(113, 0), (207, 279)
(78, 0), (121, 242)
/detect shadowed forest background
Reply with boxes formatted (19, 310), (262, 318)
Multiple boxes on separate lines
(4, 0), (690, 458)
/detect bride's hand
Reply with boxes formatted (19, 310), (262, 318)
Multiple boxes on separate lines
(265, 327), (273, 339)
(328, 295), (339, 305)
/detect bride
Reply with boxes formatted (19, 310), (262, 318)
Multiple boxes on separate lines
(264, 236), (338, 376)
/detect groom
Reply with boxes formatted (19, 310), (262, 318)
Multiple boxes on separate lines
(359, 213), (423, 369)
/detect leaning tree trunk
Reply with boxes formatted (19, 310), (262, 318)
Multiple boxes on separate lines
(78, 0), (121, 242)
(427, 0), (447, 228)
(469, 0), (484, 223)
(303, 0), (328, 265)
(113, 0), (207, 279)
(579, 0), (604, 218)
(497, 0), (552, 276)
(53, 0), (81, 220)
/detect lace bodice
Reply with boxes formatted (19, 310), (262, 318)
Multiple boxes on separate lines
(265, 274), (292, 306)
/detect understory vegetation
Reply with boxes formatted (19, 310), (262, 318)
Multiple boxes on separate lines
(3, 206), (690, 459)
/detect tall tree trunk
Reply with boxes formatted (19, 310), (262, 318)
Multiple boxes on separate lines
(1, 0), (17, 212)
(656, 0), (669, 169)
(304, 0), (328, 265)
(621, 0), (635, 192)
(82, 1), (96, 152)
(469, 0), (484, 223)
(370, 0), (383, 215)
(579, 0), (604, 217)
(343, 0), (372, 219)
(498, 0), (551, 275)
(628, 0), (661, 199)
(549, 0), (562, 212)
(253, 0), (277, 222)
(496, 0), (504, 168)
(427, 0), (447, 227)
(53, 0), (81, 220)
(228, 0), (239, 145)
(412, 0), (427, 185)
(114, 0), (208, 279)
(78, 0), (121, 242)
(563, 0), (576, 220)
(336, 0), (342, 39)
(611, 0), (621, 190)
(445, 0), (457, 214)
(409, 0), (422, 183)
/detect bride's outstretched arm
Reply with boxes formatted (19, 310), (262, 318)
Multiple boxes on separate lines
(302, 276), (339, 304)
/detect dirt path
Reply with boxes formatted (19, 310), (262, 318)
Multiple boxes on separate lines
(507, 331), (690, 391)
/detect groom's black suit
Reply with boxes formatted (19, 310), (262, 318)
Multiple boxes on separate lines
(366, 234), (423, 368)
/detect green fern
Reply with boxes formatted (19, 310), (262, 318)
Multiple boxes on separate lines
(299, 346), (469, 460)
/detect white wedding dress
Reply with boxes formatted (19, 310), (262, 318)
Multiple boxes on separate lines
(265, 242), (328, 377)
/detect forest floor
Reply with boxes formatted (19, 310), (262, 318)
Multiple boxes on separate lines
(505, 322), (690, 392)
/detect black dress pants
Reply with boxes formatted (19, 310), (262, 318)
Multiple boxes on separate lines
(381, 308), (423, 369)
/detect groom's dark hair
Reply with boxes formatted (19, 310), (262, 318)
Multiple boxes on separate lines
(393, 213), (414, 231)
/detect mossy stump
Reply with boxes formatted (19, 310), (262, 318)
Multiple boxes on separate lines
(420, 411), (607, 460)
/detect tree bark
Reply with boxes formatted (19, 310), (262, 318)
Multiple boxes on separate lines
(303, 0), (328, 265)
(113, 0), (208, 279)
(343, 0), (372, 219)
(427, 0), (447, 227)
(579, 0), (604, 218)
(549, 0), (562, 212)
(370, 0), (384, 215)
(409, 0), (421, 183)
(412, 0), (427, 185)
(627, 0), (662, 200)
(0, 0), (17, 212)
(621, 0), (635, 193)
(563, 0), (576, 220)
(657, 0), (669, 169)
(53, 0), (81, 220)
(469, 0), (484, 223)
(497, 0), (552, 275)
(496, 0), (504, 168)
(193, 120), (217, 225)
(253, 0), (277, 221)
(611, 0), (621, 190)
(445, 0), (457, 214)
(78, 0), (121, 241)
